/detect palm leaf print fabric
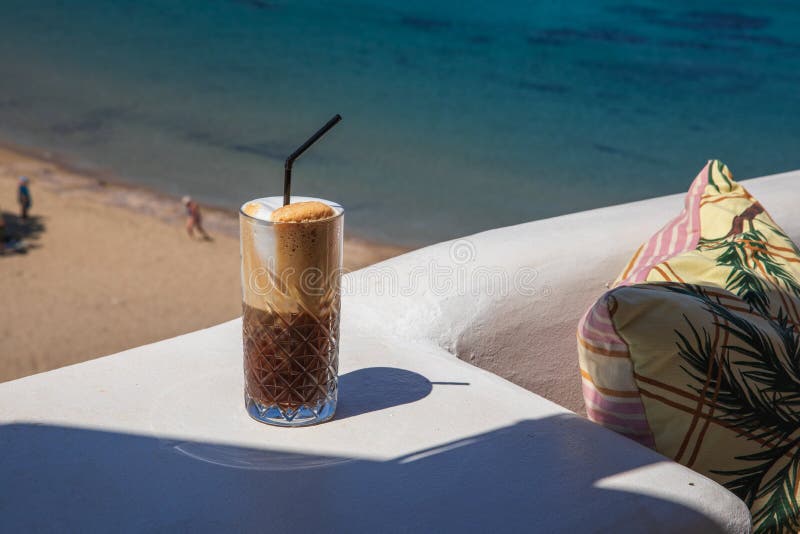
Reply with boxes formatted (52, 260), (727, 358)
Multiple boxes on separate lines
(578, 160), (800, 532)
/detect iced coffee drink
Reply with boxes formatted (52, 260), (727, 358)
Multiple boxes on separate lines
(240, 196), (343, 426)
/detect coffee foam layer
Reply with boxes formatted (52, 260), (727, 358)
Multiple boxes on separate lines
(241, 197), (342, 223)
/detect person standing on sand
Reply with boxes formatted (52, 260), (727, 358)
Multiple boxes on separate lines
(182, 196), (211, 240)
(17, 176), (31, 219)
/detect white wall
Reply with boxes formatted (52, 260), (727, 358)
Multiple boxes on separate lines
(347, 169), (800, 413)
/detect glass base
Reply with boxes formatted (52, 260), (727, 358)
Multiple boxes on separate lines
(245, 394), (337, 427)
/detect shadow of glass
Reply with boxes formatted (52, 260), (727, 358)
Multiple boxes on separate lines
(336, 366), (467, 420)
(0, 416), (738, 533)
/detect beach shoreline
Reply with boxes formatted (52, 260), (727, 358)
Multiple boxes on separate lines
(0, 142), (410, 383)
(0, 139), (410, 264)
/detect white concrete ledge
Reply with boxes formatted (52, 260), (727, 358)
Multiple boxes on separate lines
(0, 318), (749, 532)
(6, 168), (796, 531)
(346, 168), (800, 413)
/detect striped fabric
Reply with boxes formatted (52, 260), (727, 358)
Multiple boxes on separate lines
(618, 161), (709, 286)
(576, 160), (800, 532)
(577, 295), (655, 447)
(577, 161), (712, 446)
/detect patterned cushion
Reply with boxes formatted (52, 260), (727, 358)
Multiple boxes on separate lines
(578, 160), (800, 532)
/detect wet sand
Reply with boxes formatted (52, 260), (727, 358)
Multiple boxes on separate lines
(0, 144), (409, 383)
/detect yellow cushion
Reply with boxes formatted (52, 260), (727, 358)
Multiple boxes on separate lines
(578, 160), (800, 532)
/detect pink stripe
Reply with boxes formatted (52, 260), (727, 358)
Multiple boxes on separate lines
(647, 202), (684, 261)
(644, 212), (679, 268)
(583, 310), (626, 346)
(621, 161), (710, 285)
(585, 405), (651, 431)
(682, 177), (699, 250)
(581, 330), (626, 350)
(656, 210), (681, 256)
(674, 177), (696, 252)
(676, 162), (708, 252)
(628, 214), (684, 283)
(581, 381), (645, 415)
(684, 164), (708, 250)
(586, 305), (614, 331)
(632, 217), (684, 281)
(674, 166), (704, 252)
(634, 225), (661, 280)
(587, 306), (615, 328)
(672, 191), (693, 256)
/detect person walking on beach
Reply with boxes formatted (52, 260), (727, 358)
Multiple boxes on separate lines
(17, 176), (31, 219)
(182, 196), (211, 240)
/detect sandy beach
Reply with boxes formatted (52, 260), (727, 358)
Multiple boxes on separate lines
(0, 144), (408, 383)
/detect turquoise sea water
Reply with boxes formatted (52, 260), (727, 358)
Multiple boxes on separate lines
(0, 1), (798, 245)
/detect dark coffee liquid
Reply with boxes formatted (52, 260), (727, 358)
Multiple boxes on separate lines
(242, 303), (339, 410)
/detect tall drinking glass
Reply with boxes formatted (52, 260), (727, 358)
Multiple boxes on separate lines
(239, 197), (343, 426)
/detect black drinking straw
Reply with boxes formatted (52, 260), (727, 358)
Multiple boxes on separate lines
(283, 114), (342, 206)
